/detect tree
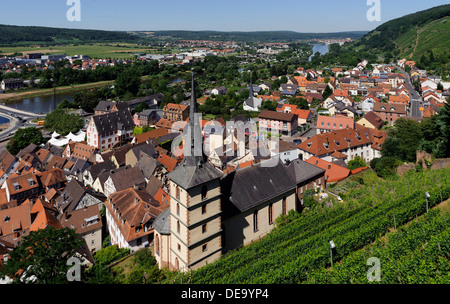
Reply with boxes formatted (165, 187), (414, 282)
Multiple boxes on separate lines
(381, 118), (422, 162)
(348, 156), (367, 171)
(93, 245), (130, 266)
(370, 157), (403, 179)
(6, 127), (44, 156)
(114, 67), (141, 98)
(44, 109), (85, 136)
(322, 85), (333, 100)
(0, 227), (84, 284)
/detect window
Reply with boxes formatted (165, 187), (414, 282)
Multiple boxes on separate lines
(175, 257), (179, 270)
(202, 244), (208, 252)
(176, 203), (180, 216)
(202, 224), (207, 234)
(202, 204), (207, 214)
(253, 210), (259, 232)
(176, 186), (180, 200)
(177, 221), (180, 234)
(177, 243), (181, 251)
(269, 203), (273, 225)
(201, 185), (208, 200)
(282, 197), (287, 216)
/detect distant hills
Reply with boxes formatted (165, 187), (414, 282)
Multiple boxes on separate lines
(0, 24), (138, 45)
(136, 30), (368, 42)
(353, 4), (450, 64)
(0, 23), (367, 46)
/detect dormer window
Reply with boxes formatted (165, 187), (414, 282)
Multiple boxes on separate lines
(28, 179), (35, 186)
(13, 183), (20, 191)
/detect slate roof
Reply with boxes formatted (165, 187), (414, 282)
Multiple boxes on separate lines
(221, 160), (297, 214)
(86, 160), (117, 181)
(153, 208), (171, 235)
(92, 109), (134, 136)
(284, 158), (326, 185)
(109, 166), (146, 192)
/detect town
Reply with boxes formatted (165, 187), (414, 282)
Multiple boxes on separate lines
(0, 3), (449, 286)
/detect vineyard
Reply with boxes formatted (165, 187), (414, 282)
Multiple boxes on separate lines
(164, 168), (450, 284)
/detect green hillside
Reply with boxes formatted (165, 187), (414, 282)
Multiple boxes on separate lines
(395, 16), (450, 64)
(164, 168), (450, 284)
(352, 4), (450, 69)
(0, 24), (139, 46)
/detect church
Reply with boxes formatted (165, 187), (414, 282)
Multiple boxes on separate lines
(153, 73), (325, 272)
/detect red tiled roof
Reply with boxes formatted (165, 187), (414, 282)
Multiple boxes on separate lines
(306, 156), (350, 183)
(316, 115), (355, 131)
(298, 127), (372, 157)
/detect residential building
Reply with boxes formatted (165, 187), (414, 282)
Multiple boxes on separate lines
(133, 109), (162, 127)
(94, 101), (129, 116)
(297, 127), (374, 164)
(103, 166), (146, 198)
(305, 156), (351, 184)
(316, 115), (355, 134)
(163, 103), (190, 122)
(373, 103), (407, 125)
(1, 78), (24, 90)
(105, 187), (167, 252)
(277, 104), (313, 126)
(61, 205), (103, 253)
(211, 86), (228, 96)
(258, 110), (298, 136)
(357, 111), (384, 129)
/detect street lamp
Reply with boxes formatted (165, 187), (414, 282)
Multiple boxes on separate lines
(329, 240), (336, 268)
(425, 192), (430, 213)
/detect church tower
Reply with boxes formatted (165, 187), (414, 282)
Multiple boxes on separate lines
(165, 72), (223, 272)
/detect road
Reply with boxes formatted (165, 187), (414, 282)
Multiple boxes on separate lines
(0, 106), (44, 141)
(394, 64), (423, 118)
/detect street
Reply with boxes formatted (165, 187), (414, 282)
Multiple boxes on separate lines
(394, 64), (423, 118)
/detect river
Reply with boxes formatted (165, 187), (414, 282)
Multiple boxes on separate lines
(309, 44), (330, 62)
(4, 92), (75, 114)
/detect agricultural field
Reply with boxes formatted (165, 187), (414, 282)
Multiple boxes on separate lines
(163, 168), (450, 284)
(0, 43), (179, 59)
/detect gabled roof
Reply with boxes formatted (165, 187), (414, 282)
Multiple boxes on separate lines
(60, 205), (102, 234)
(92, 109), (134, 136)
(106, 188), (165, 242)
(316, 115), (355, 130)
(360, 111), (384, 129)
(284, 158), (325, 185)
(298, 128), (372, 157)
(39, 168), (67, 188)
(305, 156), (350, 183)
(29, 208), (61, 232)
(221, 160), (296, 214)
(109, 166), (146, 192)
(259, 110), (296, 122)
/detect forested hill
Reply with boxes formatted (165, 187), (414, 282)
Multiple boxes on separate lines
(352, 4), (450, 64)
(139, 30), (368, 42)
(0, 24), (139, 45)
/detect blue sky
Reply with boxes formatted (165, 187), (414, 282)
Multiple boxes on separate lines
(0, 0), (448, 32)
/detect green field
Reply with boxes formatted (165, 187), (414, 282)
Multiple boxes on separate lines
(0, 43), (178, 59)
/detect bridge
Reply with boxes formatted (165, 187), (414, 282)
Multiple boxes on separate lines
(0, 104), (47, 118)
(0, 104), (46, 142)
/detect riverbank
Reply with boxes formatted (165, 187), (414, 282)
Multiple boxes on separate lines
(0, 80), (116, 103)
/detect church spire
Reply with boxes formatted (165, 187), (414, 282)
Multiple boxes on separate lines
(183, 71), (205, 167)
(249, 71), (254, 99)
